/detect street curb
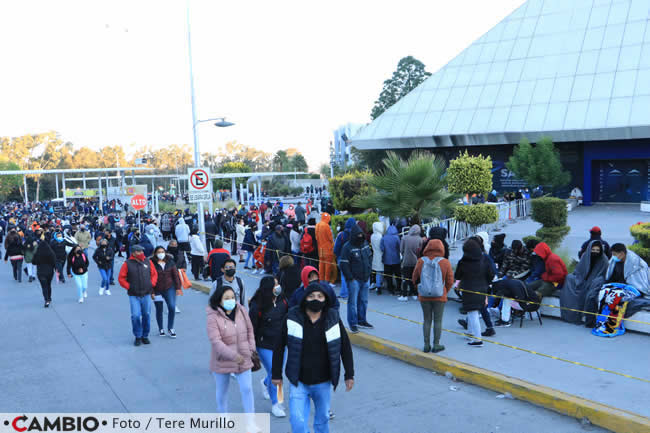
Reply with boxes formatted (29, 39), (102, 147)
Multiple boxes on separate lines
(349, 332), (650, 433)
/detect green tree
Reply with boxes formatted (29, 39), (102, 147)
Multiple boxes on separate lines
(329, 170), (375, 213)
(370, 56), (432, 120)
(506, 136), (570, 192)
(357, 151), (458, 224)
(273, 150), (289, 171)
(447, 151), (493, 197)
(290, 154), (308, 173)
(0, 157), (22, 200)
(214, 161), (251, 190)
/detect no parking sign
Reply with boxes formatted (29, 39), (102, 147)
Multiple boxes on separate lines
(187, 167), (212, 203)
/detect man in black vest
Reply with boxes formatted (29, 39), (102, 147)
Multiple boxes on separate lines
(118, 245), (158, 346)
(272, 283), (354, 433)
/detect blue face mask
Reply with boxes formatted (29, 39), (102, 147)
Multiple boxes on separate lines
(223, 299), (236, 311)
(55, 236), (63, 243)
(611, 256), (621, 263)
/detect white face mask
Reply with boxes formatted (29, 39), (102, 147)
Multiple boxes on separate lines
(273, 285), (282, 296)
(156, 253), (166, 260)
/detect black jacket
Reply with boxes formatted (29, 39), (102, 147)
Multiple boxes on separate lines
(278, 264), (302, 300)
(455, 242), (495, 311)
(249, 297), (289, 350)
(93, 246), (115, 270)
(32, 241), (57, 275)
(67, 251), (90, 275)
(50, 239), (70, 263)
(4, 237), (23, 259)
(339, 225), (372, 282)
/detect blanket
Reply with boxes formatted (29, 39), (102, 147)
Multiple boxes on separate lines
(592, 283), (641, 338)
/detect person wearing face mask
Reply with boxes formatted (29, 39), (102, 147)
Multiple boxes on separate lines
(93, 239), (115, 296)
(248, 276), (289, 418)
(214, 259), (245, 304)
(339, 225), (374, 334)
(31, 230), (57, 308)
(559, 241), (609, 324)
(74, 224), (91, 256)
(206, 285), (257, 415)
(50, 231), (71, 283)
(272, 283), (355, 432)
(151, 246), (183, 338)
(67, 246), (89, 303)
(188, 227), (208, 281)
(118, 245), (158, 346)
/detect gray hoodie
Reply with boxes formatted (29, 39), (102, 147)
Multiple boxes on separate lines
(400, 225), (423, 268)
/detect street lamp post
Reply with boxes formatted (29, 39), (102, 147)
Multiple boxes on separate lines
(186, 2), (234, 247)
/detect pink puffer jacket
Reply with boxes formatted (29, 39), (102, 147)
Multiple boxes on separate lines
(206, 304), (256, 374)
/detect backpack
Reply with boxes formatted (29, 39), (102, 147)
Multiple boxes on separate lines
(300, 231), (315, 254)
(418, 257), (445, 297)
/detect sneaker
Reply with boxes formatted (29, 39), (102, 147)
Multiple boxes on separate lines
(105, 290), (111, 296)
(44, 301), (50, 308)
(159, 329), (166, 337)
(99, 288), (104, 296)
(349, 326), (360, 334)
(397, 296), (408, 301)
(78, 297), (84, 303)
(168, 329), (176, 338)
(329, 410), (335, 420)
(411, 296), (418, 301)
(261, 378), (270, 400)
(468, 341), (483, 348)
(134, 338), (142, 346)
(141, 337), (151, 345)
(358, 321), (374, 329)
(457, 319), (468, 330)
(83, 291), (88, 298)
(175, 306), (181, 313)
(495, 319), (512, 328)
(482, 328), (496, 337)
(271, 403), (286, 418)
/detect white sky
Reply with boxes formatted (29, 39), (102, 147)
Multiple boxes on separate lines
(0, 0), (525, 171)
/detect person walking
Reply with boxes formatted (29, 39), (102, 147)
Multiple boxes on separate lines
(74, 224), (92, 256)
(67, 245), (89, 303)
(315, 212), (336, 289)
(455, 239), (495, 347)
(206, 285), (257, 414)
(189, 227), (207, 281)
(412, 240), (454, 353)
(50, 231), (69, 283)
(151, 246), (182, 338)
(249, 276), (289, 418)
(93, 239), (114, 296)
(399, 224), (423, 301)
(23, 233), (38, 283)
(4, 228), (24, 282)
(32, 230), (57, 308)
(174, 218), (191, 264)
(272, 283), (355, 433)
(118, 245), (158, 346)
(339, 225), (373, 334)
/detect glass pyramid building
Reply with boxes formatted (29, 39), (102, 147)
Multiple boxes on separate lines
(352, 0), (650, 150)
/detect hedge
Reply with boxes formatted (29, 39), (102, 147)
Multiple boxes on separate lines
(329, 171), (375, 213)
(330, 213), (380, 238)
(531, 197), (567, 227)
(630, 222), (650, 264)
(453, 204), (498, 227)
(536, 226), (571, 250)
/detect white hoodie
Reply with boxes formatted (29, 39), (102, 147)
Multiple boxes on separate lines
(175, 220), (190, 243)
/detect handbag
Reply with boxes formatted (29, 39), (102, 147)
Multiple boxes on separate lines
(178, 269), (192, 290)
(251, 350), (261, 372)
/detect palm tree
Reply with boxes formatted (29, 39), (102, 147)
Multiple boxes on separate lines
(273, 150), (289, 171)
(357, 151), (459, 224)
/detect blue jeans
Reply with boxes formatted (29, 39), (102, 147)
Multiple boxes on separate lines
(154, 287), (177, 331)
(129, 295), (151, 338)
(347, 279), (369, 327)
(338, 259), (348, 298)
(212, 370), (254, 413)
(289, 381), (331, 433)
(245, 250), (254, 268)
(109, 259), (114, 282)
(73, 273), (88, 299)
(99, 269), (110, 289)
(258, 348), (278, 404)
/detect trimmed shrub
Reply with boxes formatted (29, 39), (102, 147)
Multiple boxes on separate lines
(536, 226), (571, 250)
(330, 213), (380, 239)
(522, 235), (542, 246)
(630, 222), (650, 264)
(329, 170), (375, 213)
(447, 150), (493, 196)
(454, 204), (499, 227)
(530, 197), (567, 227)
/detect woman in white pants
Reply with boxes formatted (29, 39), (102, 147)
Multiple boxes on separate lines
(454, 238), (495, 347)
(67, 245), (89, 303)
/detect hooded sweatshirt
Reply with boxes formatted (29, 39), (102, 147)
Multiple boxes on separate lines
(400, 224), (423, 268)
(380, 225), (401, 265)
(289, 266), (340, 310)
(412, 240), (454, 302)
(334, 217), (357, 258)
(533, 242), (568, 285)
(420, 227), (450, 259)
(339, 225), (373, 282)
(455, 239), (495, 311)
(315, 212), (334, 258)
(371, 221), (385, 272)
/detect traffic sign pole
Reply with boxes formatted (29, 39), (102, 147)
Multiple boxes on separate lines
(188, 168), (211, 248)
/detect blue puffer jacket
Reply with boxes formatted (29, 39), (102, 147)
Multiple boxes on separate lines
(334, 217), (357, 258)
(380, 225), (401, 265)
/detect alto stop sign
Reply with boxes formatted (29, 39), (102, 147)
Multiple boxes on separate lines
(131, 194), (147, 210)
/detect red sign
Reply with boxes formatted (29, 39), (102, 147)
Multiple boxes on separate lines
(131, 194), (147, 210)
(190, 169), (209, 190)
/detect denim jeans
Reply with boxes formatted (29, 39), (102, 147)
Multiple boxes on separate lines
(338, 259), (348, 298)
(55, 262), (65, 282)
(245, 250), (254, 268)
(258, 348), (278, 404)
(212, 370), (254, 413)
(73, 273), (88, 299)
(108, 259), (114, 282)
(154, 287), (176, 331)
(128, 295), (151, 338)
(347, 279), (369, 327)
(289, 381), (331, 433)
(99, 269), (110, 289)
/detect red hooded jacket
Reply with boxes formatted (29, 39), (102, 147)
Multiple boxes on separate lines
(533, 242), (568, 285)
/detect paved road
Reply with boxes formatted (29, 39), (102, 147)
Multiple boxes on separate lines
(0, 249), (606, 433)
